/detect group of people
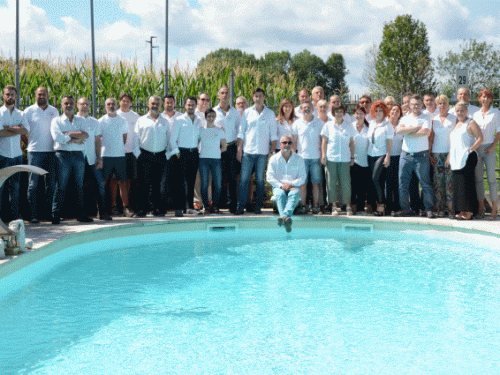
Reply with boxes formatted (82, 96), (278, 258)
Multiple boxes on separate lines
(0, 83), (497, 231)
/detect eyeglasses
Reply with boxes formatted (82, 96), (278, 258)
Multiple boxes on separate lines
(200, 98), (210, 102)
(281, 141), (292, 145)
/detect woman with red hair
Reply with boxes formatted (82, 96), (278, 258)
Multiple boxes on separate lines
(472, 89), (500, 219)
(367, 100), (393, 215)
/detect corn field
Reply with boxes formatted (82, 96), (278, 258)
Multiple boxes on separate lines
(0, 56), (302, 114)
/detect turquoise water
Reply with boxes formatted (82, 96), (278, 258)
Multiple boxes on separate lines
(0, 228), (499, 374)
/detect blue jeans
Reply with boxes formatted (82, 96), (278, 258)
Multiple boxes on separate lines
(273, 187), (301, 218)
(199, 158), (222, 209)
(27, 151), (57, 219)
(52, 151), (86, 217)
(237, 153), (268, 210)
(0, 155), (22, 220)
(85, 162), (107, 215)
(399, 151), (434, 212)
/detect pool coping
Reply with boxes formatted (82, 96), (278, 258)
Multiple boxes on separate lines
(1, 211), (500, 281)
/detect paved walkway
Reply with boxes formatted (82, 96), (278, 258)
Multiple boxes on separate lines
(1, 210), (499, 266)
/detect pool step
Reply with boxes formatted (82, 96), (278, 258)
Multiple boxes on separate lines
(207, 223), (239, 232)
(341, 223), (374, 232)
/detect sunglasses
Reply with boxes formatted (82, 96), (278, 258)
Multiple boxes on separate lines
(281, 141), (292, 145)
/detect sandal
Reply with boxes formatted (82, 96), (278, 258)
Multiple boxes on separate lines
(375, 203), (386, 216)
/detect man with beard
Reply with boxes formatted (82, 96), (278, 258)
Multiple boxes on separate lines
(135, 95), (174, 217)
(0, 85), (29, 221)
(23, 86), (59, 223)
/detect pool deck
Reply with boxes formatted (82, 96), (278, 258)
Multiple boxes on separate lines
(1, 209), (499, 266)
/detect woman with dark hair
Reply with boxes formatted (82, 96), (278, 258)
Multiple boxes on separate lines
(447, 102), (483, 220)
(367, 100), (393, 215)
(350, 105), (370, 214)
(276, 98), (297, 151)
(386, 104), (403, 215)
(472, 89), (500, 219)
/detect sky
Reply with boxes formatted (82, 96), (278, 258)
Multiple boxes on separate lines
(1, 0), (499, 96)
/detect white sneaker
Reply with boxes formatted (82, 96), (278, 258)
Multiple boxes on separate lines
(331, 206), (339, 217)
(187, 208), (201, 215)
(346, 207), (353, 216)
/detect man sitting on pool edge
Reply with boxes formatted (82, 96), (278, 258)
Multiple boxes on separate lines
(266, 135), (307, 232)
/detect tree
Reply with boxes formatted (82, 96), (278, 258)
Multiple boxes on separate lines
(198, 48), (257, 69)
(370, 15), (435, 96)
(325, 53), (349, 94)
(290, 50), (329, 90)
(435, 39), (500, 98)
(259, 51), (292, 76)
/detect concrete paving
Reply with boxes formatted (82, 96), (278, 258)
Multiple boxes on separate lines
(1, 209), (499, 267)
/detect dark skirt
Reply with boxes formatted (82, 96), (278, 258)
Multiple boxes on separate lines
(452, 151), (478, 213)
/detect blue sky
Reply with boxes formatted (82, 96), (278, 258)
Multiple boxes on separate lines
(1, 0), (499, 96)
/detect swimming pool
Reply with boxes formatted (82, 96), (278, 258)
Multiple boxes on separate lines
(1, 221), (499, 374)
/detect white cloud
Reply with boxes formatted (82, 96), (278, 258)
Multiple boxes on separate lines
(0, 0), (498, 96)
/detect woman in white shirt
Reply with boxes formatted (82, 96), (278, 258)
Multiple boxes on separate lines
(199, 108), (227, 214)
(446, 102), (483, 220)
(317, 100), (329, 124)
(367, 100), (393, 216)
(350, 105), (370, 214)
(428, 95), (456, 217)
(472, 89), (500, 219)
(386, 104), (404, 215)
(276, 98), (297, 152)
(320, 105), (355, 216)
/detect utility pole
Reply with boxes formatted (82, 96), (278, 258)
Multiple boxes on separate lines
(146, 36), (158, 70)
(90, 0), (97, 117)
(164, 0), (169, 96)
(15, 0), (20, 108)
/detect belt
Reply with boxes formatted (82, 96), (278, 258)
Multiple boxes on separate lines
(58, 150), (82, 154)
(140, 148), (166, 156)
(405, 150), (427, 157)
(179, 147), (199, 152)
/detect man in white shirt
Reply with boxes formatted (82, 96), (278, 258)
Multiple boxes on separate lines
(328, 95), (352, 123)
(423, 92), (439, 118)
(162, 94), (183, 215)
(76, 97), (112, 221)
(235, 88), (278, 215)
(0, 85), (29, 221)
(449, 87), (480, 117)
(235, 97), (248, 116)
(23, 86), (59, 223)
(50, 95), (92, 224)
(401, 92), (412, 116)
(359, 95), (373, 121)
(295, 88), (318, 117)
(171, 96), (202, 214)
(266, 135), (306, 232)
(115, 93), (140, 217)
(135, 95), (174, 217)
(292, 101), (324, 213)
(99, 98), (129, 216)
(396, 94), (435, 218)
(215, 85), (241, 213)
(311, 86), (325, 109)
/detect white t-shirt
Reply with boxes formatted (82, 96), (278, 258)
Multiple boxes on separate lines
(0, 106), (30, 158)
(292, 117), (323, 159)
(98, 114), (128, 157)
(391, 125), (404, 157)
(199, 126), (225, 159)
(398, 113), (431, 153)
(472, 107), (500, 145)
(80, 116), (101, 165)
(117, 109), (140, 156)
(24, 103), (59, 152)
(431, 114), (457, 153)
(367, 120), (394, 157)
(352, 122), (369, 167)
(321, 120), (356, 162)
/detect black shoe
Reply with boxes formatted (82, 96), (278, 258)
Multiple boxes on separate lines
(153, 209), (165, 217)
(254, 208), (262, 214)
(30, 218), (39, 224)
(51, 216), (60, 225)
(135, 210), (147, 218)
(175, 209), (184, 217)
(235, 207), (245, 215)
(99, 213), (113, 221)
(77, 216), (94, 223)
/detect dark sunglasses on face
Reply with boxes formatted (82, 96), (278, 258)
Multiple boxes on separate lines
(281, 141), (292, 145)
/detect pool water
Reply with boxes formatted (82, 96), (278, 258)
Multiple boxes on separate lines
(1, 228), (499, 374)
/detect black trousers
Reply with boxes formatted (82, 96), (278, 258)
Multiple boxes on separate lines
(179, 148), (199, 210)
(221, 143), (241, 211)
(452, 151), (478, 214)
(137, 148), (167, 212)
